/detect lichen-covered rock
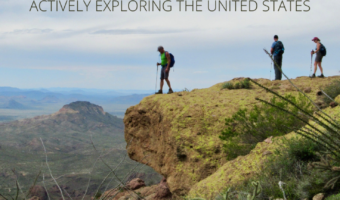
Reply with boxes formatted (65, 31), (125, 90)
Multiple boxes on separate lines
(126, 178), (146, 190)
(102, 178), (173, 200)
(188, 139), (278, 199)
(124, 76), (340, 197)
(154, 178), (172, 199)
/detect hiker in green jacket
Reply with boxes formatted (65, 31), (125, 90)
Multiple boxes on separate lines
(310, 37), (325, 78)
(156, 46), (173, 94)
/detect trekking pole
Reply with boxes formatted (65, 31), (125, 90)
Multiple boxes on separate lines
(310, 50), (314, 76)
(270, 57), (273, 81)
(155, 65), (158, 93)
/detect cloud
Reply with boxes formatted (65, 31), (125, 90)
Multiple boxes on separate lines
(4, 28), (54, 34)
(91, 28), (197, 35)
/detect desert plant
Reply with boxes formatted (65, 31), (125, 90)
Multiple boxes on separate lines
(241, 79), (251, 89)
(321, 79), (340, 104)
(326, 193), (340, 200)
(222, 82), (234, 90)
(222, 79), (251, 90)
(235, 137), (331, 199)
(219, 93), (313, 160)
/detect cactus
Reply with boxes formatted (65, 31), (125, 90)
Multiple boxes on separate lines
(246, 181), (262, 200)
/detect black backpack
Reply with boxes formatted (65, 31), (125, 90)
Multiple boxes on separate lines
(320, 43), (327, 56)
(274, 41), (285, 56)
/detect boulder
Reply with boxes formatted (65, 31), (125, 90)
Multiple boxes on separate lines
(313, 193), (325, 200)
(154, 178), (172, 199)
(304, 87), (312, 93)
(330, 102), (338, 108)
(126, 178), (146, 190)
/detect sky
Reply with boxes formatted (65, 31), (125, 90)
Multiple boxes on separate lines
(0, 0), (339, 90)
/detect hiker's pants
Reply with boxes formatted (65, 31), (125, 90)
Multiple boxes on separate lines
(160, 65), (170, 80)
(274, 56), (282, 80)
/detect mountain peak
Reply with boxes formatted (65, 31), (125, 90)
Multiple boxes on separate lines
(57, 101), (105, 115)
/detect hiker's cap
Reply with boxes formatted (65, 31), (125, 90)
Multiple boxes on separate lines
(312, 37), (320, 41)
(157, 46), (164, 51)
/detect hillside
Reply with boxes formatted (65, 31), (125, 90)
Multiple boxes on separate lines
(0, 101), (161, 199)
(123, 76), (340, 198)
(1, 99), (32, 110)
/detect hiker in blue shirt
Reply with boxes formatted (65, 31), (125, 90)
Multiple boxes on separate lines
(270, 35), (285, 80)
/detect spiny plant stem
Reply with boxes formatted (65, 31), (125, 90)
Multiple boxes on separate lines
(0, 193), (9, 200)
(90, 138), (146, 200)
(256, 98), (340, 156)
(40, 138), (65, 200)
(42, 174), (51, 200)
(25, 170), (41, 199)
(249, 78), (340, 136)
(320, 89), (340, 106)
(99, 154), (128, 200)
(297, 129), (338, 158)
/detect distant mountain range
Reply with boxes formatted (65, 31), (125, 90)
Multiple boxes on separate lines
(0, 101), (161, 199)
(0, 99), (32, 110)
(0, 86), (153, 110)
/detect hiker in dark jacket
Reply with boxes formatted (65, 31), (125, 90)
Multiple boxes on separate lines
(310, 37), (325, 78)
(156, 46), (173, 94)
(270, 35), (284, 80)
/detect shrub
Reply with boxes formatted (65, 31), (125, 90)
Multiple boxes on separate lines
(240, 79), (251, 89)
(326, 193), (340, 200)
(236, 77), (340, 199)
(222, 82), (234, 90)
(236, 137), (331, 199)
(221, 79), (251, 90)
(321, 79), (340, 104)
(219, 93), (313, 160)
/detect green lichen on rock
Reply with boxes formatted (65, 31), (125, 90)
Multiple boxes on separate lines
(124, 76), (340, 196)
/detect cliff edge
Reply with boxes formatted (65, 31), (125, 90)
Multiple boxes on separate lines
(123, 76), (339, 198)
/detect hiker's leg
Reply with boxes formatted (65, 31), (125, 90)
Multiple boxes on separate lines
(165, 78), (172, 89)
(274, 56), (282, 80)
(159, 67), (165, 91)
(318, 62), (324, 74)
(313, 61), (318, 74)
(160, 79), (164, 91)
(278, 57), (282, 80)
(163, 68), (171, 89)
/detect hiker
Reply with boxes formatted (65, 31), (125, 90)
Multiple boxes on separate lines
(156, 46), (174, 94)
(310, 37), (326, 78)
(270, 35), (285, 80)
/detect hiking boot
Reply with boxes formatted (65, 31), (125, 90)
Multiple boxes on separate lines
(155, 90), (163, 94)
(167, 88), (174, 94)
(317, 74), (325, 78)
(310, 74), (316, 78)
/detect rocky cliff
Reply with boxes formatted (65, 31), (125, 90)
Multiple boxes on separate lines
(124, 76), (340, 198)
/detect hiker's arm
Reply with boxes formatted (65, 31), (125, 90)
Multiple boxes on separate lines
(312, 43), (320, 55)
(315, 43), (321, 53)
(165, 52), (171, 71)
(270, 48), (274, 55)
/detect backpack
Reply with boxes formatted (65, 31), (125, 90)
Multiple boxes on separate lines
(167, 52), (175, 68)
(320, 43), (327, 56)
(274, 41), (285, 56)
